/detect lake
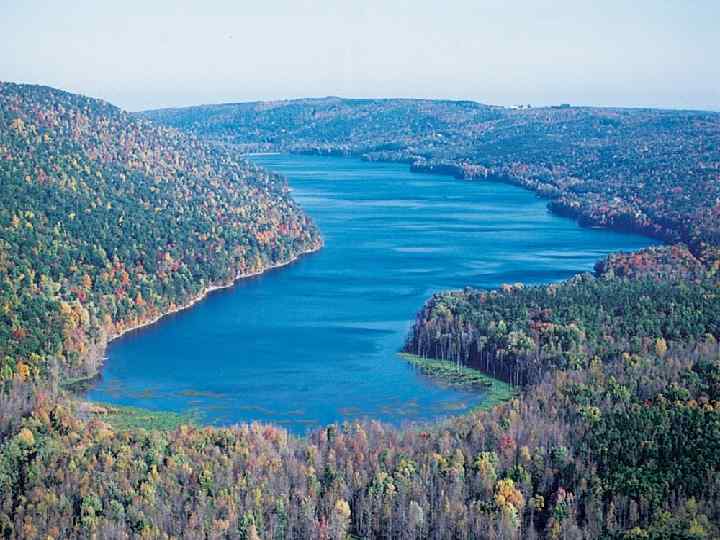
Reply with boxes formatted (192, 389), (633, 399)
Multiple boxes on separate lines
(87, 154), (658, 433)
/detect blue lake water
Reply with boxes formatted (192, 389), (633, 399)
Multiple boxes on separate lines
(87, 154), (658, 433)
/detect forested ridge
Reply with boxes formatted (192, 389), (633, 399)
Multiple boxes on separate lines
(0, 82), (321, 382)
(144, 98), (720, 252)
(2, 85), (720, 538)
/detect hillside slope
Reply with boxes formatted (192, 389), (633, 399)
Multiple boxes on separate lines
(143, 98), (720, 251)
(0, 82), (321, 381)
(141, 97), (501, 154)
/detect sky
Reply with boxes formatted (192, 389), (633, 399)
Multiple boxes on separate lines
(1, 0), (719, 112)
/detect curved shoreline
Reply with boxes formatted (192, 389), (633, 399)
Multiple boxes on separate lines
(74, 242), (323, 386)
(292, 150), (676, 252)
(80, 154), (659, 429)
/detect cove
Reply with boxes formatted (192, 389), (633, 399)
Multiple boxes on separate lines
(87, 154), (658, 433)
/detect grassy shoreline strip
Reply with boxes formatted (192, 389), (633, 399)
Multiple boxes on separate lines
(399, 353), (516, 409)
(81, 402), (199, 431)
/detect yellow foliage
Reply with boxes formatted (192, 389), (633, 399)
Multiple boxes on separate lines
(10, 117), (25, 133)
(17, 427), (35, 446)
(495, 478), (524, 511)
(96, 426), (114, 441)
(655, 337), (668, 357)
(334, 499), (351, 520)
(16, 361), (31, 381)
(474, 451), (497, 479)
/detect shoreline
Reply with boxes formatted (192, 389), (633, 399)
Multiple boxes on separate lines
(107, 241), (322, 345)
(399, 353), (515, 410)
(283, 149), (672, 252)
(241, 151), (282, 156)
(78, 241), (323, 384)
(80, 153), (662, 425)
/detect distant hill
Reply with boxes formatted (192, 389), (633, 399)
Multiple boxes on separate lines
(143, 98), (720, 254)
(140, 97), (501, 153)
(0, 82), (320, 381)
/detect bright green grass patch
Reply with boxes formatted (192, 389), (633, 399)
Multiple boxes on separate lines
(85, 402), (198, 431)
(399, 353), (516, 409)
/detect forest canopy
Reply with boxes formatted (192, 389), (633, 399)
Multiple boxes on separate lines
(144, 98), (720, 252)
(0, 82), (321, 382)
(2, 84), (720, 538)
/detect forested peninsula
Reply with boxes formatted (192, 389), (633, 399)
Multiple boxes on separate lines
(2, 87), (720, 538)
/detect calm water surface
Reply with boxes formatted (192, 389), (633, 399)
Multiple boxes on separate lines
(88, 154), (658, 432)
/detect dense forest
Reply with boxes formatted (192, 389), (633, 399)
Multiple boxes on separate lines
(144, 98), (720, 251)
(405, 245), (720, 386)
(2, 85), (720, 538)
(3, 293), (720, 538)
(0, 83), (321, 382)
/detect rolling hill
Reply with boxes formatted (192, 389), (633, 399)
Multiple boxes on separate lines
(0, 82), (320, 382)
(144, 98), (720, 252)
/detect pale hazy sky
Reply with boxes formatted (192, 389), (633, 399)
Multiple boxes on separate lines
(2, 0), (719, 111)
